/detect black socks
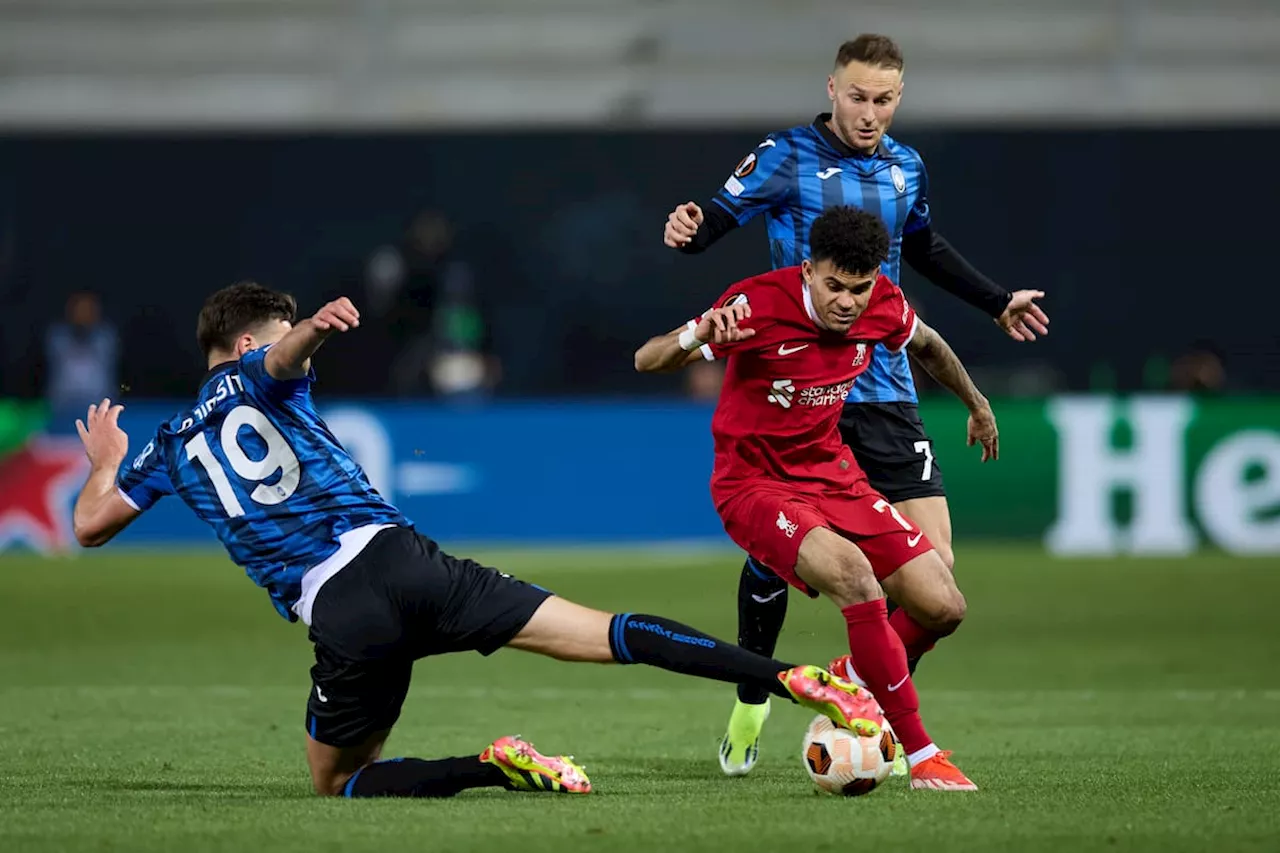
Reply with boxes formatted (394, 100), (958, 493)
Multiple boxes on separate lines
(608, 612), (794, 701)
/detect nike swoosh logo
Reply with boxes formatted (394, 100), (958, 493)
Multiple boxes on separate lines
(758, 139), (777, 149)
(315, 687), (328, 703)
(751, 589), (786, 604)
(777, 343), (809, 355)
(887, 674), (910, 692)
(907, 531), (923, 547)
(816, 167), (843, 180)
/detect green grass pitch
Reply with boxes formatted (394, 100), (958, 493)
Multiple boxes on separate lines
(1, 545), (1278, 852)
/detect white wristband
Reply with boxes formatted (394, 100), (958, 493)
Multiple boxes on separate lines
(678, 320), (703, 352)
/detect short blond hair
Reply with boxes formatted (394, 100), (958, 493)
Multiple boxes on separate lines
(834, 35), (904, 71)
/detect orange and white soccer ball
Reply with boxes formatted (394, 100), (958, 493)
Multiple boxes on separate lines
(801, 713), (900, 796)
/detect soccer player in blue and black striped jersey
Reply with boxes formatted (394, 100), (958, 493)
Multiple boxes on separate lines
(69, 281), (882, 799)
(662, 34), (1051, 776)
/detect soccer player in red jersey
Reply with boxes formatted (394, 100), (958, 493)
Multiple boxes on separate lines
(661, 35), (1049, 780)
(636, 206), (1041, 790)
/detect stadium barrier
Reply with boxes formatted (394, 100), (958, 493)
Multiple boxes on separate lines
(0, 395), (1276, 555)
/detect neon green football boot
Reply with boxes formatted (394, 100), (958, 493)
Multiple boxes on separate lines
(718, 698), (771, 776)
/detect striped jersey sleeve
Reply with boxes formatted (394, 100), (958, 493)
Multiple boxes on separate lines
(117, 430), (175, 512)
(710, 134), (797, 226)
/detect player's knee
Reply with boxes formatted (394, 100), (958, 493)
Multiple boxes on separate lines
(941, 589), (966, 634)
(921, 589), (966, 636)
(311, 769), (350, 797)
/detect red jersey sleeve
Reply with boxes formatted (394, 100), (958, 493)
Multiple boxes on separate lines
(699, 277), (773, 361)
(873, 278), (919, 353)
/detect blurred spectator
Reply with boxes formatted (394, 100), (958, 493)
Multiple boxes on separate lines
(1169, 340), (1227, 393)
(685, 359), (724, 401)
(364, 210), (500, 399)
(44, 291), (119, 433)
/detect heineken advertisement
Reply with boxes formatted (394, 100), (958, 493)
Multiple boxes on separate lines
(915, 395), (1280, 555)
(0, 395), (1274, 554)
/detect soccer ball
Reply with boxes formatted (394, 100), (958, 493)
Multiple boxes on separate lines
(801, 713), (900, 796)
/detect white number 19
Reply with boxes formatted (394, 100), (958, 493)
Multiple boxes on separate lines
(184, 405), (301, 518)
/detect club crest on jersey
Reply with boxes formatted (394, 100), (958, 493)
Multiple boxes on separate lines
(776, 511), (799, 538)
(890, 164), (906, 194)
(734, 153), (758, 179)
(852, 342), (868, 367)
(721, 292), (749, 309)
(767, 378), (796, 409)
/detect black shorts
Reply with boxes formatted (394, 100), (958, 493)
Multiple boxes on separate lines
(838, 402), (947, 503)
(304, 526), (553, 747)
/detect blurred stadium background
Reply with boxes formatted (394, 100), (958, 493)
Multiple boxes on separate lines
(0, 3), (1277, 852)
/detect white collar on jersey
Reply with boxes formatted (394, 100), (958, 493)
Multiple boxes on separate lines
(802, 281), (830, 330)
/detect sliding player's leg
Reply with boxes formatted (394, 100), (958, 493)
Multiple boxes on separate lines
(506, 596), (879, 735)
(303, 655), (588, 797)
(303, 529), (588, 798)
(307, 728), (587, 798)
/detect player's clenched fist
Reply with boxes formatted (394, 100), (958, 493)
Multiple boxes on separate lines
(696, 301), (755, 345)
(663, 202), (705, 248)
(312, 297), (360, 333)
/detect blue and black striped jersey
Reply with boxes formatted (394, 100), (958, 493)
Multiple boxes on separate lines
(117, 347), (408, 620)
(711, 115), (930, 404)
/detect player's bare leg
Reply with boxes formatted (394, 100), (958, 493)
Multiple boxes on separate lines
(884, 496), (957, 675)
(506, 596), (879, 733)
(307, 728), (589, 798)
(893, 496), (954, 571)
(308, 729), (389, 796)
(880, 550), (966, 635)
(832, 545), (965, 685)
(793, 527), (975, 790)
(891, 496), (960, 668)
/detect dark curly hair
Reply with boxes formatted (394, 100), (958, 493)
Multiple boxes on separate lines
(808, 206), (890, 275)
(196, 281), (297, 357)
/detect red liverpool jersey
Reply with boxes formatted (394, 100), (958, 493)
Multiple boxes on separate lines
(701, 266), (917, 501)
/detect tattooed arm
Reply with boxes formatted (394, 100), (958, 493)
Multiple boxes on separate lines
(906, 321), (999, 462)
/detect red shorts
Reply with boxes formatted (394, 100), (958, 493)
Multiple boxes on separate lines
(716, 483), (934, 596)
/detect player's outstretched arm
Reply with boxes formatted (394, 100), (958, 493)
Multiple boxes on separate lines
(72, 399), (142, 547)
(905, 322), (999, 462)
(634, 303), (754, 373)
(264, 297), (360, 380)
(901, 226), (1050, 342)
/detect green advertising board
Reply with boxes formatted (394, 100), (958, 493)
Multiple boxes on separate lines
(0, 395), (1275, 554)
(918, 394), (1280, 554)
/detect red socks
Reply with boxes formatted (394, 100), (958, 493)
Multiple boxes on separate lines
(840, 598), (932, 754)
(889, 606), (940, 661)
